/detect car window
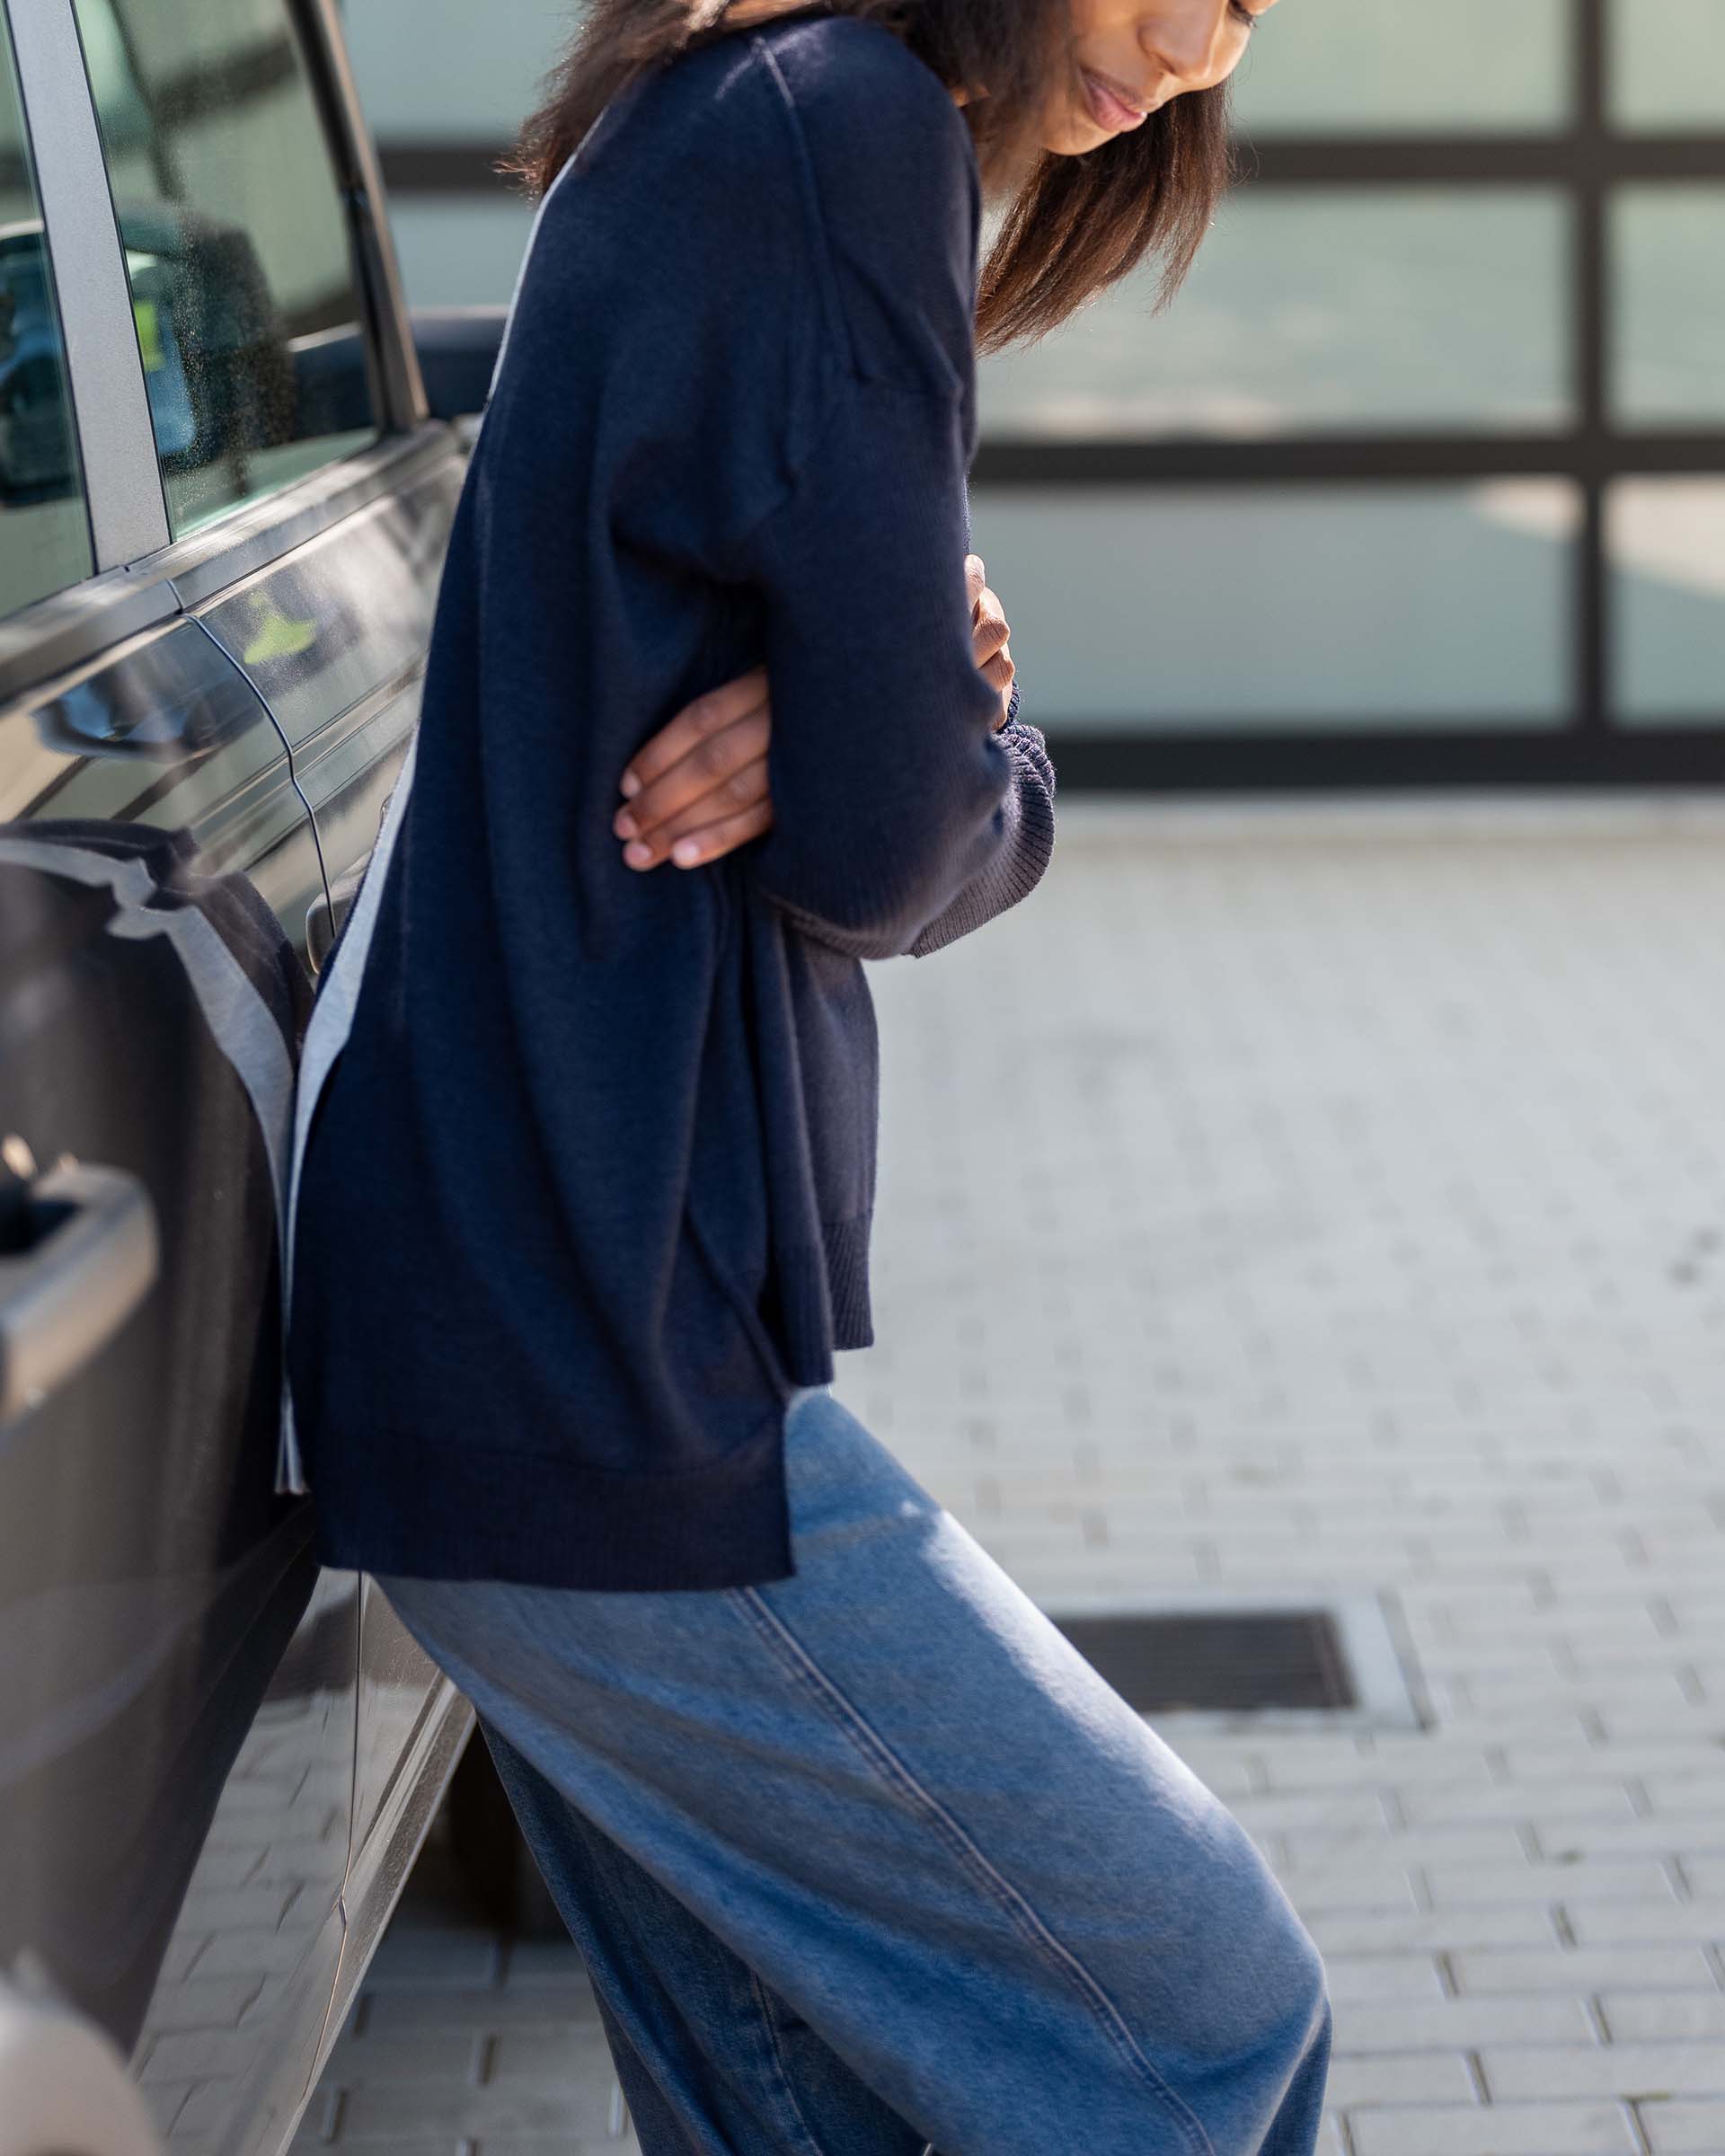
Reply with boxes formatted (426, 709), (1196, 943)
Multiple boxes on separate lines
(73, 0), (381, 541)
(0, 17), (95, 615)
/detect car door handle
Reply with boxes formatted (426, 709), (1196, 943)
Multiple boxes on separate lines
(305, 859), (368, 976)
(0, 1156), (160, 1427)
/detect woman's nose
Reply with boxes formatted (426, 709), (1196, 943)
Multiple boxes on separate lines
(1137, 2), (1232, 87)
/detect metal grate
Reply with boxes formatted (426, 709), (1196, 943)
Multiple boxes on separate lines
(1054, 1609), (1358, 1716)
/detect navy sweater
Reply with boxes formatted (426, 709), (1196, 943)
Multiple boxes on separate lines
(286, 10), (1057, 1590)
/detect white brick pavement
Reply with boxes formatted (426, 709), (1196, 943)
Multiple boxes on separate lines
(305, 798), (1725, 2156)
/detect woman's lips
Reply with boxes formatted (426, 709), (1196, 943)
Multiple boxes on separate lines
(1081, 67), (1149, 131)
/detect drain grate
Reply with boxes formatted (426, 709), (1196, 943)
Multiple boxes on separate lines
(1055, 1608), (1355, 1715)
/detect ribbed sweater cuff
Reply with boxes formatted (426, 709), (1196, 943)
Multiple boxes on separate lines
(908, 720), (1057, 959)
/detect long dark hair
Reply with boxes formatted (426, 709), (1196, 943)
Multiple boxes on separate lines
(501, 0), (1234, 352)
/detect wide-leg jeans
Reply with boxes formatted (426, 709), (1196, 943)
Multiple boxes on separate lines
(380, 1385), (1331, 2156)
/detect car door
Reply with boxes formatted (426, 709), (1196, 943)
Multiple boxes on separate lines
(59, 0), (479, 2107)
(0, 0), (470, 2149)
(0, 0), (357, 2149)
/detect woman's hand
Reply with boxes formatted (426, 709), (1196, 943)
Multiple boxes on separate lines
(615, 558), (1015, 870)
(966, 552), (1014, 726)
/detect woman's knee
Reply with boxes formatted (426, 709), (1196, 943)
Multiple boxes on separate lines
(1156, 1801), (1329, 2066)
(1229, 1835), (1331, 2063)
(1266, 1894), (1330, 2050)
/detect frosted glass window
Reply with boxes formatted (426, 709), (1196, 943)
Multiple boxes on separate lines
(1611, 186), (1725, 426)
(341, 0), (560, 139)
(1610, 482), (1725, 723)
(966, 485), (1577, 729)
(1233, 0), (1570, 136)
(980, 190), (1571, 439)
(1610, 0), (1725, 131)
(383, 197), (534, 310)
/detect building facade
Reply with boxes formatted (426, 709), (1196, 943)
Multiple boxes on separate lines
(347, 0), (1725, 783)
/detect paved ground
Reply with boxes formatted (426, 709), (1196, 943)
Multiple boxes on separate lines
(299, 796), (1725, 2156)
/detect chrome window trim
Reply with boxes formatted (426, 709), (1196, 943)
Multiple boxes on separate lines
(5, 0), (170, 570)
(161, 419), (460, 610)
(0, 422), (460, 708)
(0, 563), (177, 711)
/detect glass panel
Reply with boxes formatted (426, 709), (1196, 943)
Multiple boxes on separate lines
(1611, 185), (1725, 427)
(1610, 0), (1725, 132)
(980, 190), (1571, 440)
(1610, 480), (1725, 723)
(342, 0), (557, 141)
(1233, 0), (1570, 137)
(383, 196), (533, 309)
(0, 21), (93, 614)
(73, 0), (380, 539)
(967, 484), (1577, 729)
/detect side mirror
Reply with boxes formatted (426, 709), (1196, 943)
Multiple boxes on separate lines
(411, 307), (507, 421)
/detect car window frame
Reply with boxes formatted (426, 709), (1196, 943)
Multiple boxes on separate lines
(4, 0), (164, 569)
(4, 0), (429, 590)
(292, 0), (427, 440)
(0, 0), (442, 707)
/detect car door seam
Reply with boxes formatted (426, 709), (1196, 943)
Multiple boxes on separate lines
(187, 612), (334, 919)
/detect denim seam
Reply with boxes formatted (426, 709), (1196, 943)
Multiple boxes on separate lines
(731, 1587), (1216, 2156)
(747, 1969), (842, 2156)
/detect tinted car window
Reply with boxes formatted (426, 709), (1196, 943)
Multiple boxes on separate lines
(0, 18), (94, 614)
(74, 0), (380, 539)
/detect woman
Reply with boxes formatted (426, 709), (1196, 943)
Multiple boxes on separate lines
(286, 0), (1330, 2149)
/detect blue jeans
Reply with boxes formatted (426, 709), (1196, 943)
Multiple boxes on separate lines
(379, 1387), (1331, 2156)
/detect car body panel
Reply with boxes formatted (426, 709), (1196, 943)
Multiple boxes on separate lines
(0, 587), (349, 2122)
(193, 430), (464, 917)
(189, 426), (473, 1937)
(130, 1564), (358, 2156)
(0, 0), (481, 2145)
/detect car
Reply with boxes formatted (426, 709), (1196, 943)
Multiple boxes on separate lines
(0, 0), (523, 2148)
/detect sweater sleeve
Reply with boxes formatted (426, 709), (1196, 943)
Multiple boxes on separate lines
(730, 368), (1026, 962)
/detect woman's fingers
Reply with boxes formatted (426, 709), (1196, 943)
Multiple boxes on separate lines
(615, 670), (771, 863)
(659, 793), (775, 870)
(647, 755), (773, 867)
(619, 747), (774, 869)
(968, 558), (1014, 720)
(971, 579), (1010, 670)
(969, 554), (1011, 673)
(618, 666), (768, 804)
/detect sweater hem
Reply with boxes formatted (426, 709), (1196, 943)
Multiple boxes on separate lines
(308, 1409), (794, 1592)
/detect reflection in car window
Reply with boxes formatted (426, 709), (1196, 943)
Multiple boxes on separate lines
(0, 19), (94, 615)
(74, 0), (381, 540)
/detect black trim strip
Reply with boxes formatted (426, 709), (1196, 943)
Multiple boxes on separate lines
(1234, 135), (1725, 185)
(375, 136), (1725, 199)
(1575, 0), (1609, 740)
(970, 436), (1725, 485)
(378, 144), (519, 196)
(1044, 729), (1725, 792)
